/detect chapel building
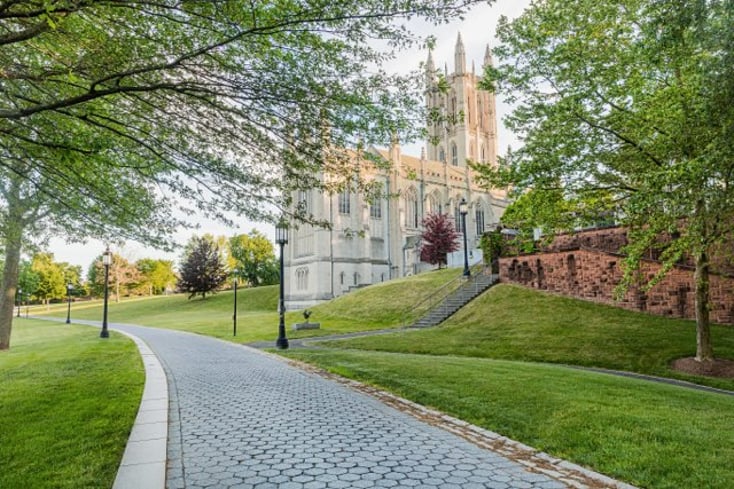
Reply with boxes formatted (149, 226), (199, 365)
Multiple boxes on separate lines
(285, 35), (508, 309)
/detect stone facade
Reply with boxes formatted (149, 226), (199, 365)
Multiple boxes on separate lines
(284, 35), (508, 309)
(499, 228), (734, 324)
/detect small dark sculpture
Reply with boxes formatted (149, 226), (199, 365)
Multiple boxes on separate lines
(303, 309), (312, 322)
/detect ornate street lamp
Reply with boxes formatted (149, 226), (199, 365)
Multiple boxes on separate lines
(459, 198), (470, 277)
(100, 247), (112, 338)
(65, 283), (73, 324)
(16, 288), (22, 318)
(275, 220), (289, 349)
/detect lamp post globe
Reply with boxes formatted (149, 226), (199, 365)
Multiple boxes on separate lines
(459, 198), (470, 277)
(65, 283), (73, 324)
(100, 247), (112, 338)
(275, 220), (289, 350)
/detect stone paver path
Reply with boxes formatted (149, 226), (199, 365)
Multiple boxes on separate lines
(110, 323), (572, 489)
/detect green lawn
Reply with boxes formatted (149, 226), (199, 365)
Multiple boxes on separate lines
(40, 268), (461, 342)
(285, 349), (734, 489)
(322, 284), (734, 391)
(306, 267), (462, 329)
(30, 274), (734, 488)
(0, 319), (143, 489)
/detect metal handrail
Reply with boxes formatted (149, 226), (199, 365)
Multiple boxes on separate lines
(401, 263), (489, 327)
(401, 274), (465, 327)
(429, 270), (495, 322)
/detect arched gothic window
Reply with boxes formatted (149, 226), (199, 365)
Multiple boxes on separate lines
(475, 206), (485, 236)
(438, 147), (446, 163)
(451, 143), (458, 166)
(454, 201), (462, 232)
(478, 99), (484, 129)
(426, 193), (440, 215)
(404, 188), (419, 228)
(297, 189), (311, 213)
(338, 189), (350, 214)
(296, 267), (309, 291)
(370, 199), (382, 219)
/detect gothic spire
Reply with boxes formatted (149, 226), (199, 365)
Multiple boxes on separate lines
(483, 43), (493, 67)
(425, 49), (436, 85)
(455, 32), (466, 74)
(426, 49), (435, 72)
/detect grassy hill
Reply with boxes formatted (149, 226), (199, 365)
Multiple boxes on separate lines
(39, 272), (734, 390)
(32, 270), (734, 488)
(39, 268), (461, 341)
(322, 284), (734, 391)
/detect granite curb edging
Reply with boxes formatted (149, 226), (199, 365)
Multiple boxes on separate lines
(112, 330), (169, 489)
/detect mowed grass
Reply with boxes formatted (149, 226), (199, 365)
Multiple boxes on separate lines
(306, 267), (461, 330)
(28, 273), (734, 487)
(0, 319), (143, 489)
(285, 349), (734, 489)
(323, 284), (734, 391)
(40, 268), (461, 342)
(41, 286), (280, 341)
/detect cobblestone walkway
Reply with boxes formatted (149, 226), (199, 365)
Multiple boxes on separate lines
(110, 324), (590, 489)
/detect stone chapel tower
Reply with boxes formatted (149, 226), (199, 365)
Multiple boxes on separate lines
(283, 35), (507, 310)
(425, 33), (498, 168)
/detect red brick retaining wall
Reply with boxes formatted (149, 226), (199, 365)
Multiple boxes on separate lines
(499, 248), (734, 324)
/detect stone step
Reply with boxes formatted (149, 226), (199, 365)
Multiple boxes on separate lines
(409, 276), (499, 328)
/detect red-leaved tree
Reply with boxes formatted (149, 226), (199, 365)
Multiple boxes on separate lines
(419, 213), (460, 269)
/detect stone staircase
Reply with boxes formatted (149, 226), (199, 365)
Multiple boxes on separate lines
(409, 271), (498, 328)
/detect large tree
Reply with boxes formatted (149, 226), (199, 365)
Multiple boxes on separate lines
(475, 0), (734, 362)
(17, 260), (40, 302)
(178, 235), (229, 299)
(137, 258), (177, 296)
(30, 253), (65, 304)
(420, 213), (460, 268)
(0, 0), (488, 349)
(88, 252), (141, 301)
(229, 230), (279, 287)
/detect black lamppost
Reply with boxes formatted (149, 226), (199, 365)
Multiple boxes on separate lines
(233, 275), (238, 337)
(100, 247), (112, 338)
(16, 288), (21, 318)
(65, 283), (73, 324)
(460, 198), (470, 277)
(275, 220), (289, 350)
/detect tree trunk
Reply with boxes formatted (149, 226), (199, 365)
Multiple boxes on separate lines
(693, 250), (714, 362)
(0, 207), (23, 351)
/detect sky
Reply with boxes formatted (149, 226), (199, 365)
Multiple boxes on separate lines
(48, 0), (532, 270)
